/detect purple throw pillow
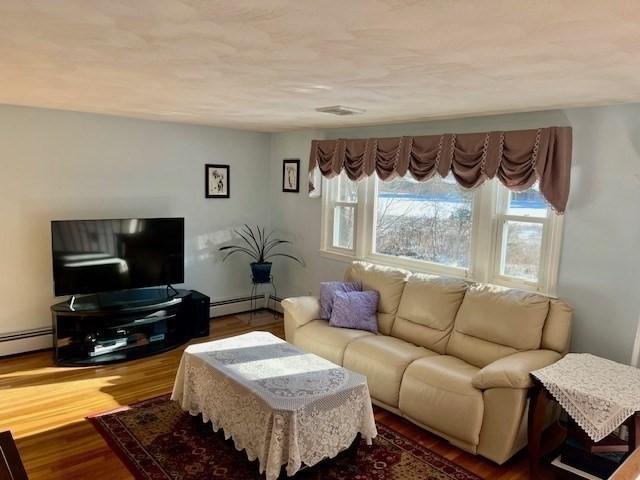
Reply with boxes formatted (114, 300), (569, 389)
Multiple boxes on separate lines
(319, 281), (362, 320)
(329, 290), (379, 333)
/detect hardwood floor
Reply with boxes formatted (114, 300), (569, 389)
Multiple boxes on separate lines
(0, 314), (565, 479)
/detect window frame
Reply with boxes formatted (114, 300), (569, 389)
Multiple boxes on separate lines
(487, 184), (564, 295)
(320, 174), (367, 261)
(320, 174), (564, 295)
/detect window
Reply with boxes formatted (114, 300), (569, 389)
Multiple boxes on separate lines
(321, 174), (564, 294)
(502, 221), (543, 281)
(491, 183), (563, 292)
(374, 175), (473, 271)
(497, 185), (547, 282)
(327, 172), (358, 252)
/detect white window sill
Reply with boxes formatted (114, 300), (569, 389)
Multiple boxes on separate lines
(491, 274), (557, 298)
(319, 249), (358, 263)
(365, 252), (470, 280)
(318, 248), (469, 279)
(319, 248), (557, 296)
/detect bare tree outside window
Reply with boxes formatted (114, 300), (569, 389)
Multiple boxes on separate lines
(332, 173), (357, 250)
(500, 184), (548, 281)
(323, 172), (561, 294)
(334, 206), (355, 249)
(375, 175), (473, 268)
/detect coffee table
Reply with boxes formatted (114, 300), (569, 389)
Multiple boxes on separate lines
(171, 331), (377, 480)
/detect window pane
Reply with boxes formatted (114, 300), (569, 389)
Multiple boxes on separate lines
(375, 175), (473, 268)
(508, 183), (547, 218)
(333, 206), (354, 249)
(502, 221), (543, 281)
(338, 173), (358, 203)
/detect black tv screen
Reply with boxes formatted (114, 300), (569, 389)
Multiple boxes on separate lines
(51, 218), (184, 296)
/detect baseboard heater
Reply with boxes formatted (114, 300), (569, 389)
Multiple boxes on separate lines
(0, 327), (54, 357)
(211, 294), (282, 317)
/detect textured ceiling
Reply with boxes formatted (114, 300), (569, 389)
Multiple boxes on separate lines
(1, 1), (640, 131)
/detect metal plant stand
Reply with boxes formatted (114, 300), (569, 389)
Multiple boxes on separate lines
(250, 275), (278, 322)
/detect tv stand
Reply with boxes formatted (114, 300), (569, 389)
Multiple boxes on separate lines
(52, 289), (200, 366)
(166, 284), (179, 296)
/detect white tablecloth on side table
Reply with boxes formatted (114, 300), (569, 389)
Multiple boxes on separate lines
(171, 331), (377, 480)
(532, 353), (640, 442)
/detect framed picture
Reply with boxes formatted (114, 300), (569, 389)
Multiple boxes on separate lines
(205, 164), (230, 198)
(282, 159), (300, 193)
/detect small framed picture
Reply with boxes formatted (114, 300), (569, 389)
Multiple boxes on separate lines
(205, 164), (230, 198)
(282, 159), (300, 193)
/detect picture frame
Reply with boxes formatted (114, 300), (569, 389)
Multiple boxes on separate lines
(205, 164), (230, 198)
(282, 159), (300, 193)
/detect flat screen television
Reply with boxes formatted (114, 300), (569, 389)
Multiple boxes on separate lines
(51, 217), (184, 297)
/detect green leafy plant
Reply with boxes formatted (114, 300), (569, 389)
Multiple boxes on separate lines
(219, 224), (304, 265)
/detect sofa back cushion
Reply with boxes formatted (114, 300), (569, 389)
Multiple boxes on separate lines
(344, 262), (409, 335)
(391, 273), (468, 353)
(446, 284), (549, 367)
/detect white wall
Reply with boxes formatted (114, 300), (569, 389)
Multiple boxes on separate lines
(269, 105), (640, 364)
(0, 105), (271, 341)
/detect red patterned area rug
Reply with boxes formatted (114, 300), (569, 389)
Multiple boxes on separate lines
(88, 395), (481, 480)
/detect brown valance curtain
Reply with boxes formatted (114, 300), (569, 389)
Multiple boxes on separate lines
(309, 126), (572, 213)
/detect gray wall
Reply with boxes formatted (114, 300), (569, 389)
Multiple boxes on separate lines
(2, 102), (639, 363)
(0, 105), (271, 336)
(269, 105), (640, 364)
(268, 129), (347, 299)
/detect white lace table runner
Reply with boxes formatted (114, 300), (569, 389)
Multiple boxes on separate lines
(532, 353), (640, 442)
(171, 331), (377, 480)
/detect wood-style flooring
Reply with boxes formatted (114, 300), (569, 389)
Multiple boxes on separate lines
(0, 314), (567, 479)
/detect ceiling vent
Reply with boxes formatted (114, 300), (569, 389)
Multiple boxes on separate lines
(315, 105), (366, 116)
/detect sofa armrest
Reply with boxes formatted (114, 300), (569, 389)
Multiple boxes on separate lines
(282, 296), (321, 327)
(472, 350), (562, 390)
(282, 296), (321, 343)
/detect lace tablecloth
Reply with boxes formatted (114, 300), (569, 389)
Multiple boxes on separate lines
(171, 331), (377, 480)
(532, 353), (640, 442)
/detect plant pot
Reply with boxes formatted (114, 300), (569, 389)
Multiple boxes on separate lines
(250, 262), (272, 284)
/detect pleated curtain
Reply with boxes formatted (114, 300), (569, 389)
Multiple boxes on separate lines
(308, 126), (572, 213)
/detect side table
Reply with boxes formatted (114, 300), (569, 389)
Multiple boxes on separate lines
(528, 353), (640, 478)
(527, 378), (568, 478)
(0, 431), (28, 480)
(610, 447), (640, 480)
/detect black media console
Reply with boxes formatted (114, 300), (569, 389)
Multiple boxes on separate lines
(51, 288), (210, 366)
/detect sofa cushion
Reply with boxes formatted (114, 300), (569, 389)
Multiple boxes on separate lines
(392, 273), (467, 353)
(399, 355), (484, 446)
(344, 261), (409, 335)
(294, 320), (373, 365)
(343, 335), (435, 407)
(446, 284), (550, 367)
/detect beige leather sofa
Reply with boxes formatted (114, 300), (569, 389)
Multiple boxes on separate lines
(282, 261), (572, 464)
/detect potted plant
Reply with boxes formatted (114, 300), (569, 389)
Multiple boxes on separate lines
(219, 225), (303, 283)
